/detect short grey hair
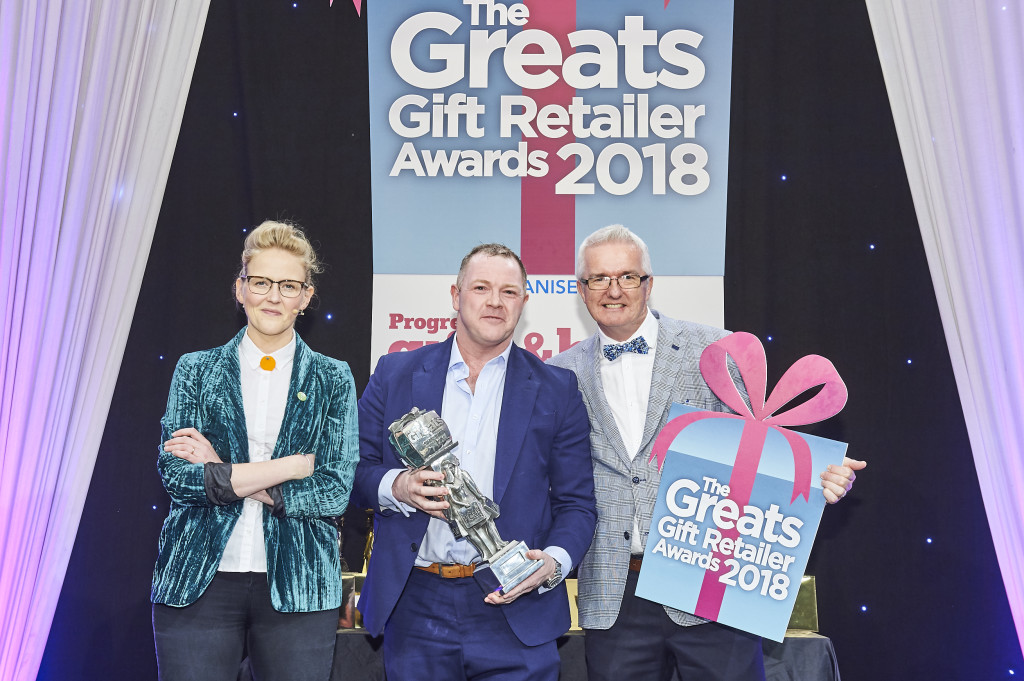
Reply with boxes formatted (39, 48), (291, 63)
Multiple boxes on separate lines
(575, 225), (653, 279)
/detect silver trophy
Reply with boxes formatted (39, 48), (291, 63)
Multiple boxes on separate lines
(388, 407), (542, 594)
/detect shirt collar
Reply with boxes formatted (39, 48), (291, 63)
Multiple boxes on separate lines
(599, 308), (659, 354)
(448, 334), (512, 378)
(239, 329), (296, 371)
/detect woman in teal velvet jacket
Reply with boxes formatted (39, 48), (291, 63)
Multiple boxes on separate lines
(151, 221), (358, 681)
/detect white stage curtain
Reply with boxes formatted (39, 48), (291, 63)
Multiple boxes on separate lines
(0, 2), (209, 679)
(866, 0), (1024, 654)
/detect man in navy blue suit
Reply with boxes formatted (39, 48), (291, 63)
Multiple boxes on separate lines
(354, 244), (597, 681)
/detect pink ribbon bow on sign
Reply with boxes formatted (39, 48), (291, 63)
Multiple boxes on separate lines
(648, 331), (847, 620)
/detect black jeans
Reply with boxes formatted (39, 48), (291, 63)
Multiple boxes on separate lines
(584, 570), (765, 681)
(153, 571), (338, 681)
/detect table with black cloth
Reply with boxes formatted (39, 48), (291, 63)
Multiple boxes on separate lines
(282, 628), (841, 681)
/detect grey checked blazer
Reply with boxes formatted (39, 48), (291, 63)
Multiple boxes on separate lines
(548, 310), (736, 630)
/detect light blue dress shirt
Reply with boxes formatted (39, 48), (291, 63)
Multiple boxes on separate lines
(419, 338), (509, 564)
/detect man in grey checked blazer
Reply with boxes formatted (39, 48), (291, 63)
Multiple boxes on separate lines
(548, 225), (866, 681)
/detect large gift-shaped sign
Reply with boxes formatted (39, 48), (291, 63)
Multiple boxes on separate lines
(635, 332), (848, 642)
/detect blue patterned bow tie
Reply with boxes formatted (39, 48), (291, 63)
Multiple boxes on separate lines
(603, 336), (650, 361)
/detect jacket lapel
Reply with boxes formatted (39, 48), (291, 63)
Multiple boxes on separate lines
(576, 333), (631, 471)
(411, 337), (451, 416)
(219, 329), (249, 463)
(274, 332), (316, 457)
(638, 313), (688, 457)
(493, 344), (538, 504)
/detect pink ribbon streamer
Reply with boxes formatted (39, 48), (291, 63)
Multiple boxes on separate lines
(328, 0), (361, 16)
(647, 332), (847, 619)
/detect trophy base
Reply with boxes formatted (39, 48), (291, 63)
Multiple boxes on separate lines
(473, 541), (543, 596)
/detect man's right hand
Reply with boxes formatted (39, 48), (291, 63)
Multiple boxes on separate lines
(392, 469), (450, 519)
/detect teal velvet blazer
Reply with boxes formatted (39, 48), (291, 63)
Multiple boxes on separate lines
(151, 329), (358, 612)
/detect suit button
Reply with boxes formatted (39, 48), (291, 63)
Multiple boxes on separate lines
(410, 543), (418, 552)
(632, 476), (640, 484)
(624, 531), (630, 540)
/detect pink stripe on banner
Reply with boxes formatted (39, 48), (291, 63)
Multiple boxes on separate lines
(520, 0), (576, 275)
(693, 421), (769, 620)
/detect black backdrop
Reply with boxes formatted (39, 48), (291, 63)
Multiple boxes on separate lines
(37, 2), (1024, 680)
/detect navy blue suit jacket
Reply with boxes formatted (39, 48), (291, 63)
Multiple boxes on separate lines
(354, 336), (597, 646)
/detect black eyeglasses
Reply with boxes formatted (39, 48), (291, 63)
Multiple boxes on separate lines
(243, 276), (308, 298)
(579, 274), (650, 291)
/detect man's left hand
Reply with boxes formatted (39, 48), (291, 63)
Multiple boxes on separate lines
(821, 457), (867, 504)
(484, 549), (556, 605)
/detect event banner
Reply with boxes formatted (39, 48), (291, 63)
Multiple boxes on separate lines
(635, 332), (849, 642)
(367, 0), (734, 365)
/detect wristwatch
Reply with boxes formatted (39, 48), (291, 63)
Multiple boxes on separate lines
(543, 560), (563, 589)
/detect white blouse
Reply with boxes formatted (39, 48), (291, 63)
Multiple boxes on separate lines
(217, 331), (295, 573)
